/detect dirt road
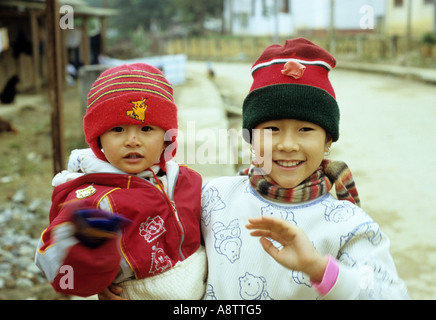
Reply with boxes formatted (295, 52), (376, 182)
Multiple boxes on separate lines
(185, 61), (436, 299)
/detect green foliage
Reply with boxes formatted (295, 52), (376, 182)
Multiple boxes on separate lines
(422, 32), (436, 46)
(94, 0), (223, 36)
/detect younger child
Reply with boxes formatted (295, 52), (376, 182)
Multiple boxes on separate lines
(201, 38), (409, 300)
(35, 63), (206, 299)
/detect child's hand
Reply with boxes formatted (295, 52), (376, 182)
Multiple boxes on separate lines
(246, 216), (328, 283)
(98, 284), (127, 300)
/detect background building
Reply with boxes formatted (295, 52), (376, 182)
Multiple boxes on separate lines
(385, 0), (436, 35)
(223, 0), (436, 37)
(223, 0), (294, 36)
(224, 0), (386, 37)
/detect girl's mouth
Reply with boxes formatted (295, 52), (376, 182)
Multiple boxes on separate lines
(275, 160), (304, 168)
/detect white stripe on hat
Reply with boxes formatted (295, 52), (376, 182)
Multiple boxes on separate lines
(251, 58), (333, 74)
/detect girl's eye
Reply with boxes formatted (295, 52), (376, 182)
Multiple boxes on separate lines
(111, 127), (124, 132)
(264, 126), (279, 132)
(300, 127), (314, 132)
(141, 126), (152, 132)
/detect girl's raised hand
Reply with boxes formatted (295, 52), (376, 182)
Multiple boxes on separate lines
(246, 216), (328, 283)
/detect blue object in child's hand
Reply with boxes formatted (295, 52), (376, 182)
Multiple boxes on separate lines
(73, 208), (132, 248)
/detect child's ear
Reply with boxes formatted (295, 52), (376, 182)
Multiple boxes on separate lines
(324, 135), (333, 153)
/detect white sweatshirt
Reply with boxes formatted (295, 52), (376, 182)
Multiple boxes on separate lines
(201, 176), (409, 300)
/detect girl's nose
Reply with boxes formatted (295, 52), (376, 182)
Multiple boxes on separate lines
(277, 135), (299, 152)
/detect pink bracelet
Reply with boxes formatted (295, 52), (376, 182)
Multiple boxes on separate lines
(310, 255), (339, 296)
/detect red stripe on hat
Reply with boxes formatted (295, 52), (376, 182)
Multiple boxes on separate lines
(249, 63), (336, 99)
(88, 83), (173, 109)
(87, 65), (174, 109)
(88, 76), (173, 107)
(91, 75), (173, 96)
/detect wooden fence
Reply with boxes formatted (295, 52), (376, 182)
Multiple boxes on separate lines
(164, 35), (435, 64)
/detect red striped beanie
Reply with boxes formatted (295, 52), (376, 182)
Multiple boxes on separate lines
(242, 38), (340, 142)
(83, 63), (178, 165)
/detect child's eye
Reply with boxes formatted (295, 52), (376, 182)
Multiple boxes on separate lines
(111, 127), (124, 132)
(300, 127), (314, 132)
(141, 126), (153, 132)
(264, 126), (279, 132)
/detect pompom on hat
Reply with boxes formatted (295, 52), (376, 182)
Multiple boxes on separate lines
(242, 38), (340, 142)
(83, 63), (178, 169)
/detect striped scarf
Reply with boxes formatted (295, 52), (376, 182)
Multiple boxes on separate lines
(245, 159), (360, 206)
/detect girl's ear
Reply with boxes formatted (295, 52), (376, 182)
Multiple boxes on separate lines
(325, 135), (333, 153)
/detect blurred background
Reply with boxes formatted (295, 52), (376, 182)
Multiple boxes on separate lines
(0, 0), (435, 300)
(1, 0), (435, 92)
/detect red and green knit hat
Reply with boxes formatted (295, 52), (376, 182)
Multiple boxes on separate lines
(242, 38), (340, 142)
(83, 63), (178, 168)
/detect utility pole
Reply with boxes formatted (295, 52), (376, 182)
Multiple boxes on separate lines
(406, 0), (412, 54)
(46, 0), (65, 175)
(434, 0), (436, 33)
(328, 0), (336, 54)
(273, 0), (279, 43)
(227, 0), (233, 35)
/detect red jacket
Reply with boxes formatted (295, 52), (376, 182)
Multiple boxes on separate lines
(35, 164), (202, 297)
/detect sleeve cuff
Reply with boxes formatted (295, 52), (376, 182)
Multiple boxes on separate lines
(310, 255), (339, 296)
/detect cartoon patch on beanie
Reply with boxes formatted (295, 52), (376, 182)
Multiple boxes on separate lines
(126, 99), (148, 123)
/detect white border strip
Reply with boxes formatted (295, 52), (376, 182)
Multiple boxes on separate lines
(251, 58), (332, 74)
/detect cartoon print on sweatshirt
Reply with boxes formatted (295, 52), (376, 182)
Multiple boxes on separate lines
(340, 221), (382, 247)
(212, 219), (242, 263)
(203, 284), (217, 300)
(261, 205), (296, 249)
(291, 270), (312, 288)
(322, 200), (357, 223)
(201, 186), (226, 226)
(338, 251), (356, 267)
(139, 215), (166, 243)
(261, 204), (295, 222)
(149, 242), (172, 275)
(239, 272), (273, 300)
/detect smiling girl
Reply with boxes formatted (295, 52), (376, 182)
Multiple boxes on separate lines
(35, 63), (206, 300)
(201, 38), (409, 300)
